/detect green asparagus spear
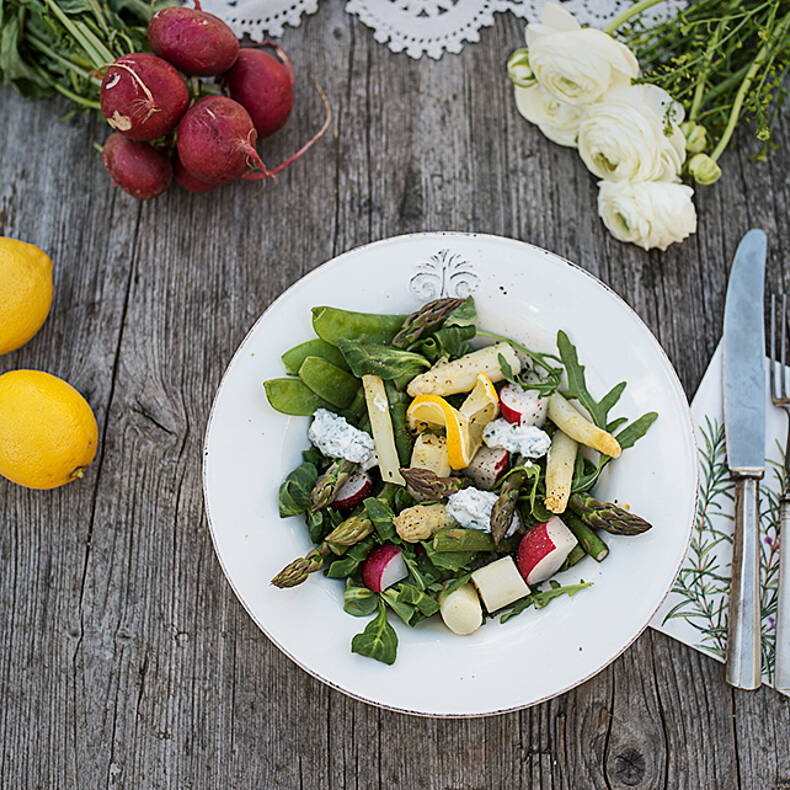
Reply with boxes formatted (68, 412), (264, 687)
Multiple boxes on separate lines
(271, 513), (374, 588)
(384, 380), (414, 466)
(432, 528), (520, 554)
(310, 458), (356, 512)
(559, 544), (586, 572)
(562, 511), (609, 561)
(400, 467), (468, 499)
(490, 466), (527, 546)
(568, 493), (652, 535)
(392, 297), (465, 347)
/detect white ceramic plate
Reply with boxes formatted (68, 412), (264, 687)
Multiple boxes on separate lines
(203, 233), (698, 717)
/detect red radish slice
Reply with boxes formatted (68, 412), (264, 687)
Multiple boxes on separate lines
(362, 544), (408, 592)
(331, 469), (373, 512)
(517, 516), (577, 585)
(500, 385), (548, 427)
(463, 447), (509, 490)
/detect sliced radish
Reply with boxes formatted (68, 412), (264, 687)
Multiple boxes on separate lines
(331, 469), (373, 512)
(500, 384), (548, 427)
(463, 447), (509, 490)
(361, 544), (408, 592)
(517, 516), (577, 585)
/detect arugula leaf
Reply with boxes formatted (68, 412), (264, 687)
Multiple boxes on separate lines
(498, 352), (519, 386)
(616, 412), (659, 450)
(343, 580), (379, 617)
(441, 572), (473, 597)
(278, 462), (318, 517)
(363, 496), (396, 541)
(557, 330), (627, 428)
(499, 580), (593, 623)
(351, 601), (398, 665)
(337, 338), (430, 384)
(443, 296), (477, 328)
(476, 330), (563, 396)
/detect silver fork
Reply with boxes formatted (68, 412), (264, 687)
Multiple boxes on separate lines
(769, 293), (790, 693)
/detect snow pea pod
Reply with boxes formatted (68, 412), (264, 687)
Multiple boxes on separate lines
(264, 378), (333, 416)
(312, 306), (406, 346)
(281, 338), (350, 375)
(298, 356), (360, 409)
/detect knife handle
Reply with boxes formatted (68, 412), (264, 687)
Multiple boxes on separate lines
(774, 497), (790, 694)
(726, 474), (762, 689)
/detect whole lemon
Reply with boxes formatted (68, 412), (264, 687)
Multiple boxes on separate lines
(0, 370), (98, 489)
(0, 237), (54, 355)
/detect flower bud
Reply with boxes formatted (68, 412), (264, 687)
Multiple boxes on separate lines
(680, 121), (707, 154)
(507, 49), (534, 87)
(688, 153), (721, 185)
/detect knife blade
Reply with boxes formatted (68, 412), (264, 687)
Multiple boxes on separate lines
(722, 228), (767, 690)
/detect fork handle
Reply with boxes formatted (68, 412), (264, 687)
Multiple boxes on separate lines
(726, 474), (762, 689)
(775, 497), (790, 694)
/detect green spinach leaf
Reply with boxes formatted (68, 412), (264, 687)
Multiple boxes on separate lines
(326, 536), (376, 578)
(351, 601), (398, 665)
(343, 580), (379, 617)
(337, 338), (430, 384)
(443, 296), (477, 328)
(278, 462), (318, 517)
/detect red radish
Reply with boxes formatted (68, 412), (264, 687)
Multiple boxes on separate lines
(362, 544), (408, 593)
(463, 447), (509, 490)
(517, 516), (577, 585)
(173, 156), (219, 193)
(102, 133), (172, 199)
(148, 1), (239, 76)
(500, 384), (548, 427)
(100, 53), (189, 141)
(331, 469), (373, 512)
(224, 46), (294, 137)
(176, 96), (272, 184)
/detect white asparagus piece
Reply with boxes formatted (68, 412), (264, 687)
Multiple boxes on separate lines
(439, 583), (483, 635)
(393, 503), (457, 543)
(544, 431), (578, 514)
(471, 556), (531, 613)
(406, 342), (521, 397)
(409, 432), (452, 478)
(361, 374), (405, 485)
(547, 393), (621, 458)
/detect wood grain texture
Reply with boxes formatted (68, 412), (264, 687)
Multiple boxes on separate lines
(1, 4), (789, 788)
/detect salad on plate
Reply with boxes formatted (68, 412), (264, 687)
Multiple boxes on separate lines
(263, 296), (657, 665)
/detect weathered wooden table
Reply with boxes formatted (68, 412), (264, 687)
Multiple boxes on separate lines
(2, 4), (789, 788)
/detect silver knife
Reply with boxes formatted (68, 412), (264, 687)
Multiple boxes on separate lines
(723, 228), (767, 690)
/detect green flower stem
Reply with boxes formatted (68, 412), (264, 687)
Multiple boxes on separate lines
(710, 9), (790, 161)
(603, 0), (666, 34)
(688, 14), (729, 122)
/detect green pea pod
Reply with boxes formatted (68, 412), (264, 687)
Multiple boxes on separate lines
(299, 356), (360, 409)
(281, 338), (350, 375)
(312, 306), (406, 346)
(264, 378), (333, 416)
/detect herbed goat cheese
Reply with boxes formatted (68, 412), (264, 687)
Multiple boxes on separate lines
(308, 409), (375, 463)
(483, 418), (551, 459)
(446, 487), (519, 535)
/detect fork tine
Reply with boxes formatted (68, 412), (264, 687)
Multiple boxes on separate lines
(770, 294), (777, 399)
(783, 294), (787, 399)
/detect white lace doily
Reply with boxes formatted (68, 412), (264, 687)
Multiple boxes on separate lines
(200, 0), (318, 39)
(205, 0), (685, 59)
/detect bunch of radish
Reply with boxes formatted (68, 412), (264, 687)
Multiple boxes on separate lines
(99, 0), (329, 199)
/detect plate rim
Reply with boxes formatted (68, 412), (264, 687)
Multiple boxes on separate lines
(202, 231), (700, 718)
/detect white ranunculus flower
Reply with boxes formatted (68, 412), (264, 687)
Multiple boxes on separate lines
(597, 181), (697, 251)
(514, 84), (582, 147)
(577, 84), (686, 182)
(526, 4), (639, 105)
